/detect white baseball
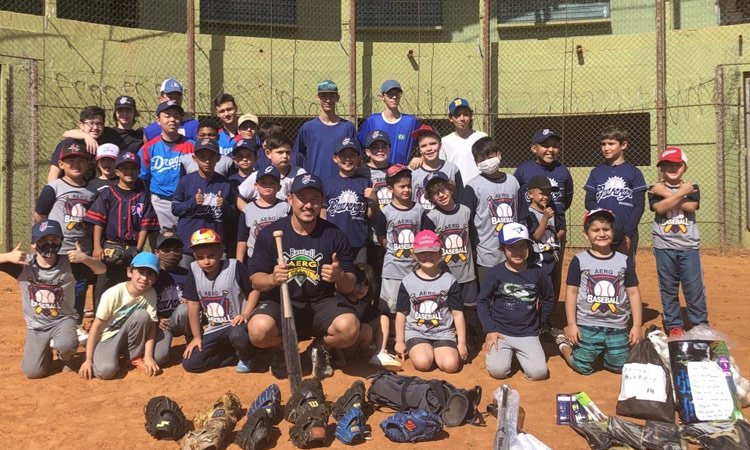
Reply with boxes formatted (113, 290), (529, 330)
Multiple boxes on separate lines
(205, 302), (226, 319)
(377, 187), (392, 203)
(496, 203), (513, 219)
(594, 281), (615, 297)
(445, 234), (460, 249)
(70, 203), (85, 219)
(35, 289), (56, 306)
(398, 229), (414, 245)
(418, 300), (438, 314)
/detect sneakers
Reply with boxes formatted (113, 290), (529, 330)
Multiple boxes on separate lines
(555, 334), (574, 353)
(270, 349), (287, 379)
(310, 339), (333, 379)
(368, 350), (402, 372)
(76, 327), (88, 346)
(669, 327), (685, 338)
(236, 359), (253, 373)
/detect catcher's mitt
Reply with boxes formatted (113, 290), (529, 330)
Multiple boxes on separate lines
(289, 400), (329, 448)
(331, 380), (365, 421)
(284, 379), (326, 423)
(102, 240), (126, 265)
(192, 392), (243, 429)
(143, 395), (189, 441)
(179, 415), (235, 450)
(380, 409), (443, 443)
(249, 383), (282, 424)
(335, 405), (368, 445)
(235, 408), (272, 450)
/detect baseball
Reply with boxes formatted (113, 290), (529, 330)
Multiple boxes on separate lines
(205, 302), (226, 319)
(35, 289), (56, 306)
(397, 229), (414, 245)
(594, 280), (615, 297)
(445, 234), (460, 249)
(496, 203), (513, 219)
(70, 203), (85, 219)
(418, 300), (438, 314)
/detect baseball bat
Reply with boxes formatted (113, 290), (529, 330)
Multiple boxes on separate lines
(273, 230), (303, 390)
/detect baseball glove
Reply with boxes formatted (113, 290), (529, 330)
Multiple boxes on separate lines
(192, 392), (243, 429)
(143, 395), (189, 441)
(335, 405), (368, 445)
(249, 383), (282, 424)
(284, 379), (326, 424)
(289, 400), (330, 448)
(102, 240), (126, 265)
(179, 415), (235, 450)
(380, 409), (443, 443)
(331, 380), (365, 421)
(234, 408), (272, 450)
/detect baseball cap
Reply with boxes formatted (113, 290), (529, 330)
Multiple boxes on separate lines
(156, 231), (183, 249)
(381, 79), (402, 93)
(238, 113), (259, 128)
(115, 151), (139, 168)
(289, 174), (324, 194)
(232, 138), (258, 155)
(190, 228), (222, 248)
(59, 138), (88, 160)
(156, 100), (184, 116)
(256, 165), (281, 183)
(531, 128), (561, 144)
(194, 138), (220, 154)
(657, 146), (688, 165)
(160, 78), (184, 94)
(448, 98), (472, 115)
(583, 208), (616, 227)
(353, 266), (366, 284)
(498, 222), (533, 246)
(317, 80), (338, 93)
(114, 95), (136, 110)
(96, 143), (119, 161)
(424, 171), (450, 188)
(411, 124), (440, 141)
(526, 175), (560, 192)
(386, 164), (411, 179)
(131, 252), (160, 274)
(366, 130), (390, 147)
(413, 230), (441, 253)
(334, 137), (361, 155)
(31, 220), (63, 243)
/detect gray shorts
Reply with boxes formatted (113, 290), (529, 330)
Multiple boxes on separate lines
(379, 278), (402, 314)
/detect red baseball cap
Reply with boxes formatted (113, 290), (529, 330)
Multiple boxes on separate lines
(413, 230), (441, 253)
(386, 164), (411, 179)
(657, 147), (688, 166)
(410, 124), (440, 141)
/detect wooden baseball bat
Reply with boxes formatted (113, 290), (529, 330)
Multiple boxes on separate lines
(273, 230), (303, 390)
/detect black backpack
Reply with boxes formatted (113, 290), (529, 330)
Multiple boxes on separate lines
(366, 370), (485, 427)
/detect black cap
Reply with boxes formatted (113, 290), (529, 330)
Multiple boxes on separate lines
(114, 95), (136, 110)
(156, 232), (183, 249)
(115, 151), (140, 168)
(531, 128), (561, 144)
(527, 175), (560, 192)
(156, 100), (184, 115)
(424, 171), (450, 188)
(32, 220), (63, 243)
(59, 138), (88, 160)
(289, 174), (324, 194)
(232, 138), (258, 155)
(194, 138), (220, 154)
(366, 130), (390, 147)
(334, 137), (361, 155)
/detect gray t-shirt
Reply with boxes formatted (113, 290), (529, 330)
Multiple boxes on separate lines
(356, 164), (390, 244)
(566, 250), (639, 329)
(461, 173), (520, 268)
(421, 204), (476, 283)
(396, 270), (462, 342)
(36, 179), (97, 255)
(1, 255), (77, 329)
(375, 202), (422, 279)
(181, 154), (235, 177)
(412, 161), (462, 211)
(240, 200), (290, 258)
(184, 259), (252, 335)
(238, 166), (307, 202)
(649, 183), (701, 250)
(526, 206), (560, 266)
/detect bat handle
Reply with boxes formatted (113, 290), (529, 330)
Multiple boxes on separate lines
(273, 230), (294, 319)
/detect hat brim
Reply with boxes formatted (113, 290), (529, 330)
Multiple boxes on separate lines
(413, 245), (441, 253)
(114, 103), (135, 110)
(158, 105), (184, 115)
(256, 174), (280, 183)
(367, 138), (390, 147)
(156, 237), (183, 248)
(500, 237), (532, 246)
(34, 230), (63, 242)
(527, 185), (560, 192)
(132, 262), (160, 273)
(96, 155), (117, 161)
(318, 89), (339, 94)
(238, 118), (259, 127)
(60, 152), (88, 160)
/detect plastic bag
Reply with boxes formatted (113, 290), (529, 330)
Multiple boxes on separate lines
(683, 420), (750, 450)
(616, 337), (676, 422)
(606, 417), (684, 450)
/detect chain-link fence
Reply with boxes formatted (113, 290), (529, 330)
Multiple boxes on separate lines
(1, 0), (749, 250)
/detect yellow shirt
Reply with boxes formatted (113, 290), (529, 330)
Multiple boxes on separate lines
(96, 282), (157, 342)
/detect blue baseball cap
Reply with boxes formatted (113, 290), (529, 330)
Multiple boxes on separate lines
(156, 100), (184, 116)
(531, 128), (561, 144)
(317, 80), (338, 93)
(256, 165), (281, 183)
(131, 252), (160, 274)
(498, 222), (533, 246)
(335, 137), (361, 155)
(448, 98), (472, 115)
(232, 138), (258, 155)
(366, 129), (390, 147)
(381, 79), (402, 93)
(289, 174), (324, 194)
(424, 171), (450, 188)
(115, 151), (140, 168)
(32, 220), (63, 243)
(194, 138), (220, 154)
(160, 78), (184, 94)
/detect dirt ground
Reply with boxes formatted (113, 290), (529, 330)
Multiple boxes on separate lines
(0, 250), (748, 450)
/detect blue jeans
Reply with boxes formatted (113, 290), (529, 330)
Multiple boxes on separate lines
(654, 248), (709, 329)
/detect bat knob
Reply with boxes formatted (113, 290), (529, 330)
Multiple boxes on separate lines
(273, 230), (284, 238)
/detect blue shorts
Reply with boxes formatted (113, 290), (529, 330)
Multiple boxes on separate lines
(571, 325), (629, 375)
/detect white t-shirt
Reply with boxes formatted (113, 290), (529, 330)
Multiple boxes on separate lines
(439, 130), (488, 182)
(96, 282), (157, 342)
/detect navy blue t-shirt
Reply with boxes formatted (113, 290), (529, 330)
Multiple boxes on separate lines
(514, 160), (574, 230)
(476, 263), (554, 337)
(153, 266), (189, 318)
(294, 118), (357, 181)
(323, 173), (371, 248)
(584, 162), (646, 238)
(248, 215), (355, 307)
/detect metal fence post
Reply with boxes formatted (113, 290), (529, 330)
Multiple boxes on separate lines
(714, 65), (726, 251)
(186, 0), (196, 114)
(656, 0), (667, 154)
(29, 60), (38, 225)
(349, 0), (357, 123)
(482, 0), (491, 134)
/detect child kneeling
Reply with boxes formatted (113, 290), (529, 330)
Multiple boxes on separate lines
(394, 230), (466, 373)
(478, 223), (554, 380)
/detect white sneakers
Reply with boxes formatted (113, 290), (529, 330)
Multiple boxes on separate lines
(368, 350), (402, 371)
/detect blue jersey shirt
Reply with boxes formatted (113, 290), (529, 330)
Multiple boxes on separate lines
(584, 162), (647, 238)
(138, 135), (194, 197)
(357, 113), (420, 165)
(323, 173), (371, 248)
(514, 160), (574, 230)
(84, 184), (159, 242)
(294, 118), (357, 181)
(217, 130), (237, 157)
(143, 118), (199, 141)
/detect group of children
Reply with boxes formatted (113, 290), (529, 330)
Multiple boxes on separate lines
(0, 78), (710, 383)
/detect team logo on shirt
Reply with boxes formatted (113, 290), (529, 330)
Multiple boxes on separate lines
(327, 189), (366, 218)
(189, 192), (223, 220)
(487, 196), (515, 231)
(596, 176), (633, 204)
(63, 198), (90, 231)
(131, 202), (145, 218)
(500, 282), (538, 303)
(664, 207), (689, 233)
(583, 269), (625, 313)
(414, 184), (434, 210)
(151, 155), (182, 173)
(547, 177), (562, 201)
(398, 134), (406, 141)
(252, 218), (277, 237)
(200, 291), (232, 326)
(410, 291), (448, 328)
(390, 223), (416, 258)
(284, 248), (323, 286)
(439, 225), (469, 263)
(374, 181), (391, 209)
(28, 282), (63, 317)
(157, 284), (182, 317)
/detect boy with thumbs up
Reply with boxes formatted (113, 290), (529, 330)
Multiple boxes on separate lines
(172, 138), (236, 267)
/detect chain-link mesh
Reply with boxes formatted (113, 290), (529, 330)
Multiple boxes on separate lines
(1, 0), (750, 250)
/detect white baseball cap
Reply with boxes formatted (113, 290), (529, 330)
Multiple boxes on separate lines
(96, 143), (120, 161)
(498, 222), (532, 245)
